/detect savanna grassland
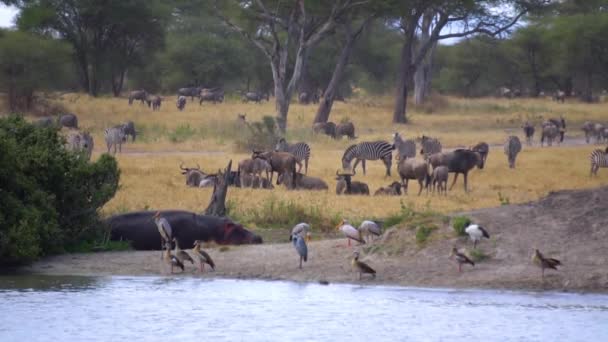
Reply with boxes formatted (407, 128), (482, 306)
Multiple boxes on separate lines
(25, 94), (608, 234)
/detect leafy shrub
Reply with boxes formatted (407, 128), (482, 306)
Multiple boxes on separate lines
(415, 225), (437, 244)
(0, 116), (120, 265)
(470, 248), (490, 262)
(234, 115), (280, 152)
(168, 124), (197, 143)
(452, 216), (472, 236)
(498, 192), (510, 206)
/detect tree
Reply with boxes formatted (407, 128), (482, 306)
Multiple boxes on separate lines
(213, 0), (364, 133)
(0, 30), (71, 112)
(510, 25), (552, 97)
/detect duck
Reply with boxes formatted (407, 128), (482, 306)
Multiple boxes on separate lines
(163, 242), (184, 274)
(336, 219), (365, 247)
(290, 222), (311, 242)
(173, 238), (194, 267)
(351, 251), (376, 280)
(358, 220), (382, 242)
(292, 234), (308, 269)
(532, 249), (561, 279)
(464, 224), (490, 248)
(192, 240), (216, 273)
(450, 247), (475, 272)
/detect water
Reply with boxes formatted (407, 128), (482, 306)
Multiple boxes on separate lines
(1, 275), (607, 342)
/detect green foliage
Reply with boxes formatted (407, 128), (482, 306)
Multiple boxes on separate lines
(498, 192), (511, 206)
(469, 248), (490, 263)
(415, 225), (437, 245)
(168, 124), (197, 143)
(234, 115), (280, 152)
(0, 116), (120, 265)
(452, 216), (472, 236)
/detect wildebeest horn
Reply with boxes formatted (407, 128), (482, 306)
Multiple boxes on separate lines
(179, 162), (187, 171)
(196, 163), (200, 170)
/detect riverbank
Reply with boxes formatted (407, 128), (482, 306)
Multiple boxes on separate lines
(22, 186), (608, 292)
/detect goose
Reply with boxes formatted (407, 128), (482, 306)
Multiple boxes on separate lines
(173, 238), (194, 267)
(450, 247), (475, 272)
(358, 220), (382, 242)
(352, 251), (376, 280)
(163, 243), (184, 274)
(290, 222), (311, 242)
(192, 240), (215, 273)
(532, 249), (561, 279)
(336, 219), (365, 247)
(292, 234), (308, 269)
(464, 224), (490, 248)
(153, 211), (172, 258)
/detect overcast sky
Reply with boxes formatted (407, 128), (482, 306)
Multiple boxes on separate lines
(0, 4), (17, 28)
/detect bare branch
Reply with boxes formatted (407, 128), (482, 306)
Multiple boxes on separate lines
(437, 10), (528, 40)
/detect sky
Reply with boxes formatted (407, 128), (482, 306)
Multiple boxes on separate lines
(0, 4), (17, 28)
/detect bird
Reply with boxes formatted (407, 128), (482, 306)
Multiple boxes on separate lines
(192, 240), (215, 273)
(153, 211), (172, 258)
(358, 220), (382, 243)
(292, 234), (308, 269)
(163, 242), (184, 274)
(290, 222), (311, 242)
(173, 238), (194, 266)
(464, 224), (490, 248)
(532, 249), (561, 280)
(450, 247), (475, 272)
(351, 251), (376, 280)
(336, 219), (365, 247)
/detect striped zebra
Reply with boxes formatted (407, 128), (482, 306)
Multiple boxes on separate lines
(504, 136), (522, 169)
(420, 135), (442, 160)
(105, 125), (126, 154)
(590, 148), (608, 176)
(275, 138), (311, 174)
(342, 141), (394, 176)
(393, 132), (416, 161)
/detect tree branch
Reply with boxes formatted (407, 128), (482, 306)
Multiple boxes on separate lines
(437, 10), (527, 40)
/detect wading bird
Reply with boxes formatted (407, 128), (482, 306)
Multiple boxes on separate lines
(352, 251), (376, 280)
(153, 211), (172, 258)
(163, 242), (184, 274)
(192, 240), (215, 273)
(359, 220), (382, 243)
(173, 238), (194, 267)
(292, 234), (308, 269)
(450, 247), (475, 272)
(465, 224), (490, 248)
(532, 249), (561, 280)
(290, 222), (311, 242)
(336, 219), (365, 247)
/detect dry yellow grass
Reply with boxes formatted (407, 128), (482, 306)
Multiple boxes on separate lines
(18, 94), (608, 225)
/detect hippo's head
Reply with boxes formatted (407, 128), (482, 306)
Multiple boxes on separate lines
(219, 221), (263, 245)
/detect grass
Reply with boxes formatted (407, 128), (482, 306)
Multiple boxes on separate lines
(469, 248), (490, 263)
(7, 94), (608, 234)
(452, 216), (472, 236)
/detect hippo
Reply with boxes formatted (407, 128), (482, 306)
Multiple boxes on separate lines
(107, 210), (263, 250)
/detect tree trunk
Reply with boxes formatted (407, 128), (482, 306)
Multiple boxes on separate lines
(111, 69), (126, 97)
(393, 40), (413, 124)
(205, 160), (232, 217)
(414, 11), (435, 105)
(75, 52), (90, 94)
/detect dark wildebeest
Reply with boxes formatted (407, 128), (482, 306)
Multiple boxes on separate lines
(470, 142), (489, 169)
(299, 92), (318, 104)
(180, 163), (207, 187)
(430, 165), (448, 196)
(128, 90), (148, 105)
(397, 158), (430, 195)
(252, 151), (299, 189)
(176, 96), (187, 111)
(278, 172), (328, 190)
(374, 181), (402, 196)
(107, 210), (263, 250)
(335, 122), (356, 140)
(335, 170), (369, 195)
(177, 87), (201, 101)
(242, 91), (269, 103)
(545, 117), (566, 143)
(582, 121), (595, 144)
(146, 95), (162, 111)
(313, 122), (337, 138)
(428, 149), (483, 193)
(59, 113), (78, 129)
(523, 122), (535, 145)
(121, 121), (136, 142)
(199, 88), (224, 104)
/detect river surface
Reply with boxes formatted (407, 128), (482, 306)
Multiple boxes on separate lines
(0, 275), (607, 341)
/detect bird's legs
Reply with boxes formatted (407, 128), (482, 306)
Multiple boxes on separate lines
(474, 240), (478, 248)
(348, 238), (351, 247)
(458, 263), (462, 272)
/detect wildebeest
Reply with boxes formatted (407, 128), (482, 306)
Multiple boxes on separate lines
(237, 158), (271, 188)
(59, 113), (78, 129)
(428, 149), (483, 192)
(128, 90), (148, 105)
(242, 91), (269, 103)
(176, 96), (187, 111)
(241, 174), (274, 189)
(335, 170), (369, 195)
(397, 158), (430, 195)
(180, 163), (207, 187)
(199, 88), (224, 104)
(335, 122), (356, 140)
(470, 142), (489, 168)
(430, 165), (448, 196)
(298, 91), (320, 104)
(146, 95), (162, 111)
(312, 122), (337, 138)
(65, 130), (94, 160)
(523, 121), (535, 145)
(120, 121), (136, 142)
(107, 210), (263, 250)
(373, 181), (402, 196)
(504, 136), (522, 169)
(177, 87), (201, 101)
(278, 172), (328, 190)
(540, 122), (559, 147)
(252, 150), (299, 189)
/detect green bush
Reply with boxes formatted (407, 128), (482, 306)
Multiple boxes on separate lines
(452, 216), (472, 236)
(168, 124), (197, 143)
(415, 225), (437, 244)
(234, 115), (280, 152)
(0, 116), (120, 265)
(469, 248), (490, 262)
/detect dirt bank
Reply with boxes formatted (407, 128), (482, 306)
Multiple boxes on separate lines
(24, 186), (608, 292)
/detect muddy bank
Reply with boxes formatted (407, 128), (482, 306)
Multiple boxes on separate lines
(23, 186), (608, 292)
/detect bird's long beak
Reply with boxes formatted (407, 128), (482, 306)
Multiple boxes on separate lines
(335, 220), (343, 230)
(306, 232), (312, 242)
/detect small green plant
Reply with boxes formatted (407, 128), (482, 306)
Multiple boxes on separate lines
(469, 248), (490, 262)
(339, 116), (350, 124)
(498, 192), (510, 206)
(415, 224), (437, 244)
(168, 124), (197, 143)
(452, 216), (472, 236)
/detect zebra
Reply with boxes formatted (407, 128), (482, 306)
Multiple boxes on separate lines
(420, 135), (442, 160)
(275, 138), (311, 174)
(504, 136), (522, 169)
(104, 126), (126, 154)
(540, 122), (559, 147)
(590, 148), (608, 176)
(392, 132), (416, 161)
(342, 141), (394, 176)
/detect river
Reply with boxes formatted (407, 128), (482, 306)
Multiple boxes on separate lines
(0, 275), (607, 341)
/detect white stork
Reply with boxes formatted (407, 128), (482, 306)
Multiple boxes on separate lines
(464, 224), (490, 248)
